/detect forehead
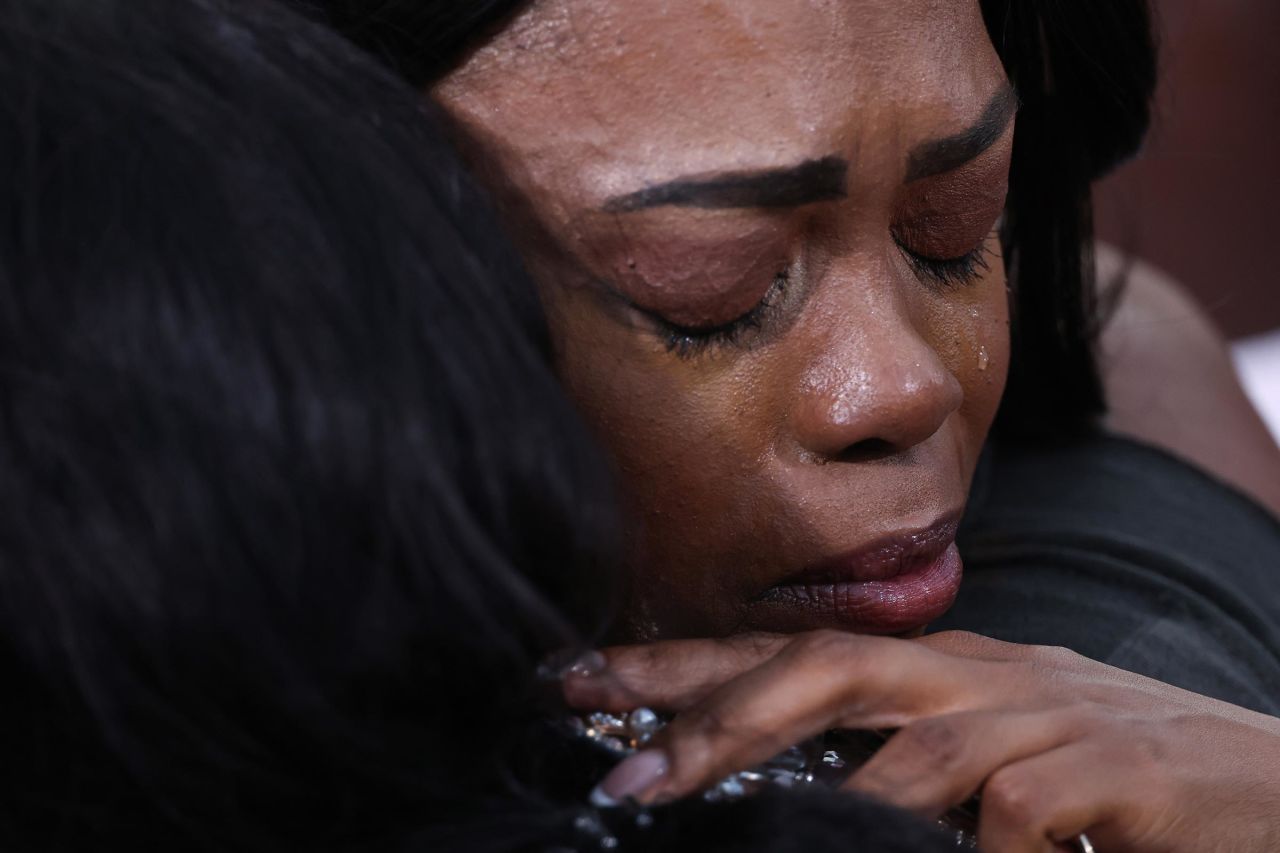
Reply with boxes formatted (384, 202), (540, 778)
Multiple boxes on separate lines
(435, 0), (1003, 208)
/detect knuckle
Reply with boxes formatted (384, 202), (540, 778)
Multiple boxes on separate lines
(1057, 699), (1109, 736)
(923, 630), (1016, 657)
(897, 716), (968, 772)
(1028, 643), (1087, 669)
(662, 732), (717, 789)
(633, 642), (670, 672)
(796, 628), (857, 654)
(724, 632), (786, 666)
(677, 704), (734, 742)
(665, 706), (788, 786)
(788, 629), (862, 665)
(982, 767), (1044, 827)
(730, 631), (788, 649)
(1123, 721), (1171, 771)
(929, 629), (992, 648)
(622, 646), (678, 687)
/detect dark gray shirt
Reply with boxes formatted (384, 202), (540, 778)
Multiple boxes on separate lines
(934, 433), (1280, 716)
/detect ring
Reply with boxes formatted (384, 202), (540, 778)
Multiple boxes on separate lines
(1076, 834), (1097, 853)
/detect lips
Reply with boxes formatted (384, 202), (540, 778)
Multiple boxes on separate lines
(744, 514), (963, 635)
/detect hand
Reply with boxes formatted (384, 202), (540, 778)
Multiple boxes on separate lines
(563, 630), (1280, 852)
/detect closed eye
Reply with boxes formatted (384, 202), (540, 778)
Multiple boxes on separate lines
(650, 269), (790, 360)
(898, 237), (996, 289)
(895, 226), (1000, 290)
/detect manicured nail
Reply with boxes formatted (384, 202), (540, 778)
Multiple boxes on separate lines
(589, 750), (669, 807)
(566, 650), (608, 679)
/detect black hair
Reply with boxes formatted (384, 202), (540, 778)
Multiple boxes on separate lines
(0, 0), (609, 845)
(306, 0), (1158, 440)
(980, 1), (1157, 439)
(1, 0), (961, 849)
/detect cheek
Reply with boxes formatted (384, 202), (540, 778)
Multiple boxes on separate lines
(539, 272), (784, 627)
(542, 270), (756, 508)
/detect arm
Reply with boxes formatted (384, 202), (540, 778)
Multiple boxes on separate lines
(1098, 244), (1280, 516)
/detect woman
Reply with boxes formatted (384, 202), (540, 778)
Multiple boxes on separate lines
(311, 1), (1280, 850)
(0, 0), (989, 849)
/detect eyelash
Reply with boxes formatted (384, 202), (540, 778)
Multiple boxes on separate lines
(654, 229), (999, 361)
(657, 269), (790, 359)
(897, 234), (997, 290)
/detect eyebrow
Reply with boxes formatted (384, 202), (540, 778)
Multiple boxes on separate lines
(602, 156), (848, 213)
(905, 85), (1019, 183)
(601, 84), (1018, 213)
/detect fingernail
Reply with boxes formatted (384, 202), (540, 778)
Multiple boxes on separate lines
(589, 750), (669, 808)
(566, 650), (608, 679)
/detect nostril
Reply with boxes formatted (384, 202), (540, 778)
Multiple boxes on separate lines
(835, 437), (899, 464)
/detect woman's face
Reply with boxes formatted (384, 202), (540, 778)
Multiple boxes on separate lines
(436, 0), (1013, 640)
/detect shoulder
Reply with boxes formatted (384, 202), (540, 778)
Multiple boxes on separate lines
(1098, 244), (1280, 517)
(951, 432), (1280, 713)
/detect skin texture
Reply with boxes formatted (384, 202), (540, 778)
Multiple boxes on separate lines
(566, 632), (1280, 852)
(435, 0), (1013, 640)
(433, 1), (1280, 847)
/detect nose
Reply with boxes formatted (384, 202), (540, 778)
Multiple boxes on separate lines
(789, 308), (963, 462)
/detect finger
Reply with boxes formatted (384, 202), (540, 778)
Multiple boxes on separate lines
(915, 630), (1031, 661)
(844, 706), (1090, 819)
(916, 631), (1095, 674)
(562, 633), (795, 712)
(566, 630), (993, 713)
(568, 630), (1052, 714)
(977, 740), (1123, 853)
(592, 631), (991, 805)
(917, 633), (1178, 715)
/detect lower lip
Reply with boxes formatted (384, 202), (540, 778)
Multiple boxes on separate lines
(746, 542), (963, 635)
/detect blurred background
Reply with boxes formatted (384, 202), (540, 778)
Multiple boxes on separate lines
(1094, 0), (1280, 441)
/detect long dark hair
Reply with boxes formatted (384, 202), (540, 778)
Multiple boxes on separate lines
(1, 0), (960, 849)
(0, 0), (612, 845)
(307, 0), (1158, 440)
